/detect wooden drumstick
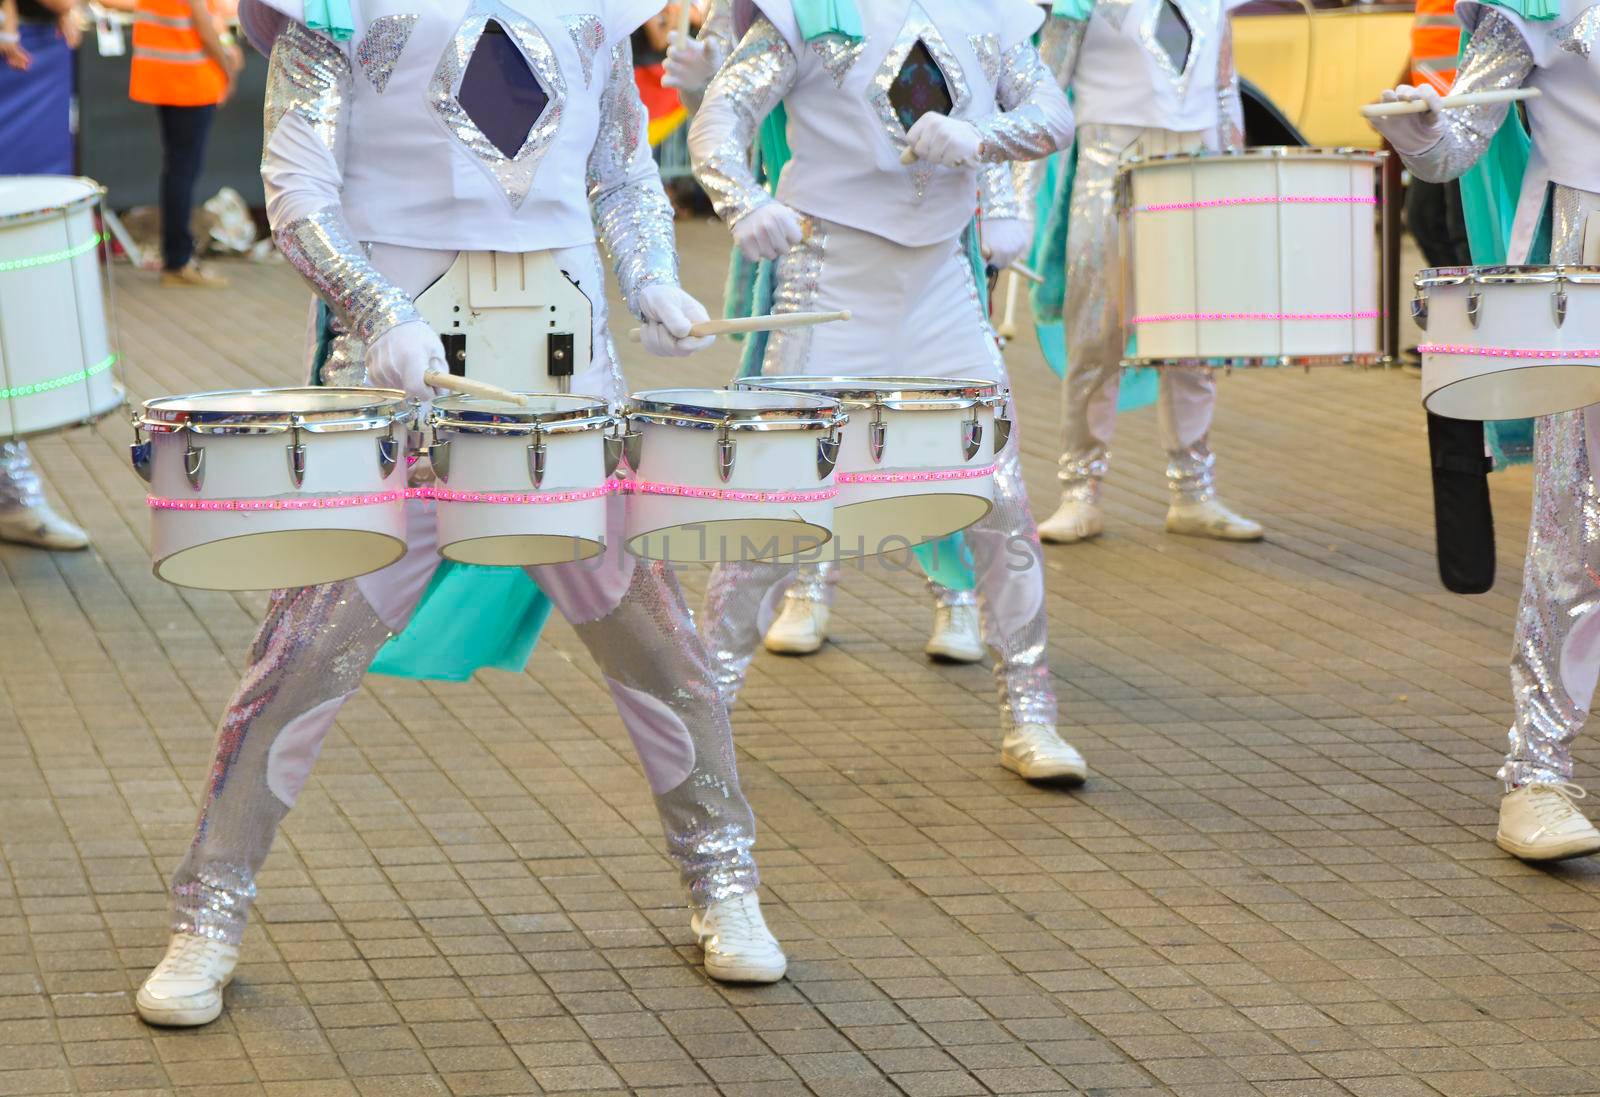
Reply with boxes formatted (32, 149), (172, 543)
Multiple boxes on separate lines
(1361, 86), (1540, 118)
(423, 371), (531, 406)
(1008, 261), (1045, 285)
(998, 269), (1023, 342)
(676, 0), (693, 39)
(627, 310), (851, 342)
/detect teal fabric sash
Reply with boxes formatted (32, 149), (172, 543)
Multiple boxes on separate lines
(793, 0), (864, 39)
(1474, 0), (1557, 19)
(1051, 0), (1096, 19)
(303, 0), (354, 40)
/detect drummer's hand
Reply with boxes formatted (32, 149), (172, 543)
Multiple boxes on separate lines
(662, 31), (721, 94)
(980, 217), (1031, 271)
(1370, 84), (1447, 157)
(906, 112), (982, 168)
(638, 285), (715, 358)
(732, 201), (804, 262)
(366, 320), (446, 400)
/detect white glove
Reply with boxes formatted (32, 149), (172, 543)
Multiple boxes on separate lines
(906, 112), (983, 168)
(638, 284), (716, 358)
(662, 31), (722, 95)
(365, 320), (446, 400)
(1369, 84), (1448, 158)
(980, 218), (1031, 271)
(731, 201), (804, 262)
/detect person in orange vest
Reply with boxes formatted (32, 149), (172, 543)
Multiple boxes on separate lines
(128, 0), (240, 286)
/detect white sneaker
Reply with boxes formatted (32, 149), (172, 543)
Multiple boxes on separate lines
(0, 503), (88, 550)
(1001, 724), (1088, 785)
(135, 933), (239, 1027)
(1038, 498), (1104, 544)
(926, 602), (984, 664)
(691, 892), (787, 984)
(1496, 782), (1600, 862)
(1165, 498), (1264, 542)
(763, 597), (829, 655)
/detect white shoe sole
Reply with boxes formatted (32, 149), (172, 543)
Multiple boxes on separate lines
(1164, 518), (1264, 543)
(1496, 831), (1600, 862)
(1000, 751), (1087, 786)
(925, 639), (983, 664)
(763, 633), (823, 655)
(703, 953), (788, 984)
(135, 987), (227, 1027)
(1038, 522), (1102, 545)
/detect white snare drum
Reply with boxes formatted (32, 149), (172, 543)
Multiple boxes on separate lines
(1118, 148), (1387, 367)
(734, 376), (1004, 555)
(425, 394), (614, 566)
(1415, 266), (1600, 421)
(0, 175), (123, 437)
(133, 388), (413, 591)
(621, 388), (846, 564)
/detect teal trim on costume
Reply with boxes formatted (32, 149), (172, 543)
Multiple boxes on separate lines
(1457, 39), (1540, 468)
(794, 0), (864, 39)
(913, 533), (975, 591)
(304, 0), (355, 40)
(1474, 0), (1557, 20)
(308, 299), (554, 681)
(369, 563), (554, 682)
(1051, 0), (1096, 20)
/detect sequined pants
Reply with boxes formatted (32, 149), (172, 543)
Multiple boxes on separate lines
(170, 498), (759, 943)
(1503, 185), (1600, 788)
(700, 217), (1058, 731)
(1060, 124), (1220, 505)
(0, 442), (44, 512)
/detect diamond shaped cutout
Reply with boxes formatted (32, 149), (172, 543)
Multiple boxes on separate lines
(889, 39), (954, 132)
(457, 19), (550, 159)
(1153, 0), (1194, 76)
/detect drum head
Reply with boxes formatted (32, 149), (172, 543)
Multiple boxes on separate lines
(441, 533), (606, 567)
(155, 529), (407, 591)
(834, 495), (993, 557)
(626, 518), (833, 564)
(1424, 364), (1600, 422)
(0, 175), (100, 224)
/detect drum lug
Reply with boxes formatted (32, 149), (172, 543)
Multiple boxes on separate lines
(377, 430), (401, 479)
(1411, 291), (1429, 331)
(430, 438), (452, 482)
(184, 435), (205, 491)
(717, 426), (736, 483)
(604, 425), (642, 477)
(869, 408), (887, 465)
(527, 433), (547, 488)
(817, 432), (840, 479)
(1555, 288), (1570, 329)
(994, 410), (1013, 455)
(962, 414), (984, 462)
(1467, 289), (1483, 329)
(129, 421), (153, 483)
(287, 426), (307, 488)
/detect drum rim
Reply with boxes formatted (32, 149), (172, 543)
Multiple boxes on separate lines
(1120, 353), (1391, 369)
(0, 175), (105, 226)
(733, 375), (1003, 410)
(628, 388), (845, 432)
(1415, 264), (1600, 288)
(140, 386), (413, 434)
(1119, 147), (1388, 173)
(431, 392), (614, 436)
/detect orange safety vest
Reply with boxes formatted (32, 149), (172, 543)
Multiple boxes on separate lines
(1411, 0), (1462, 93)
(129, 0), (227, 107)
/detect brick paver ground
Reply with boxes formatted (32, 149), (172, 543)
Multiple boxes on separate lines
(0, 220), (1588, 1097)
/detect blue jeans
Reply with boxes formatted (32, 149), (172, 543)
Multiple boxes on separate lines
(156, 103), (216, 271)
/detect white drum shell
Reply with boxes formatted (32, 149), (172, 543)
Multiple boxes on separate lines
(147, 425), (407, 591)
(831, 404), (995, 556)
(1122, 151), (1382, 365)
(1419, 275), (1600, 421)
(0, 176), (122, 437)
(625, 421), (836, 564)
(432, 427), (609, 566)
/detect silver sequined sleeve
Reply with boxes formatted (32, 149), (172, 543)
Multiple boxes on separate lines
(1216, 20), (1245, 153)
(1016, 16), (1087, 219)
(588, 39), (681, 316)
(1401, 9), (1535, 183)
(676, 0), (735, 114)
(263, 22), (421, 345)
(978, 160), (1027, 223)
(975, 41), (1074, 163)
(688, 15), (799, 228)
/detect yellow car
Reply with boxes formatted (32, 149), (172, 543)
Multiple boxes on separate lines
(1234, 0), (1415, 151)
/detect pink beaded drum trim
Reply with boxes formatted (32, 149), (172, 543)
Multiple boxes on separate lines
(836, 465), (997, 486)
(1418, 344), (1600, 360)
(618, 479), (838, 505)
(1132, 311), (1381, 325)
(1134, 195), (1378, 213)
(148, 491), (407, 512)
(418, 484), (616, 505)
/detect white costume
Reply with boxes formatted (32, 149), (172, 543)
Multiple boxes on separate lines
(688, 0), (1088, 782)
(1034, 0), (1263, 545)
(137, 0), (786, 1029)
(1371, 0), (1600, 861)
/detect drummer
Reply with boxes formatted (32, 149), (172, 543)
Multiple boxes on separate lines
(135, 0), (789, 1029)
(1370, 0), (1600, 863)
(688, 0), (1089, 784)
(1030, 0), (1265, 547)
